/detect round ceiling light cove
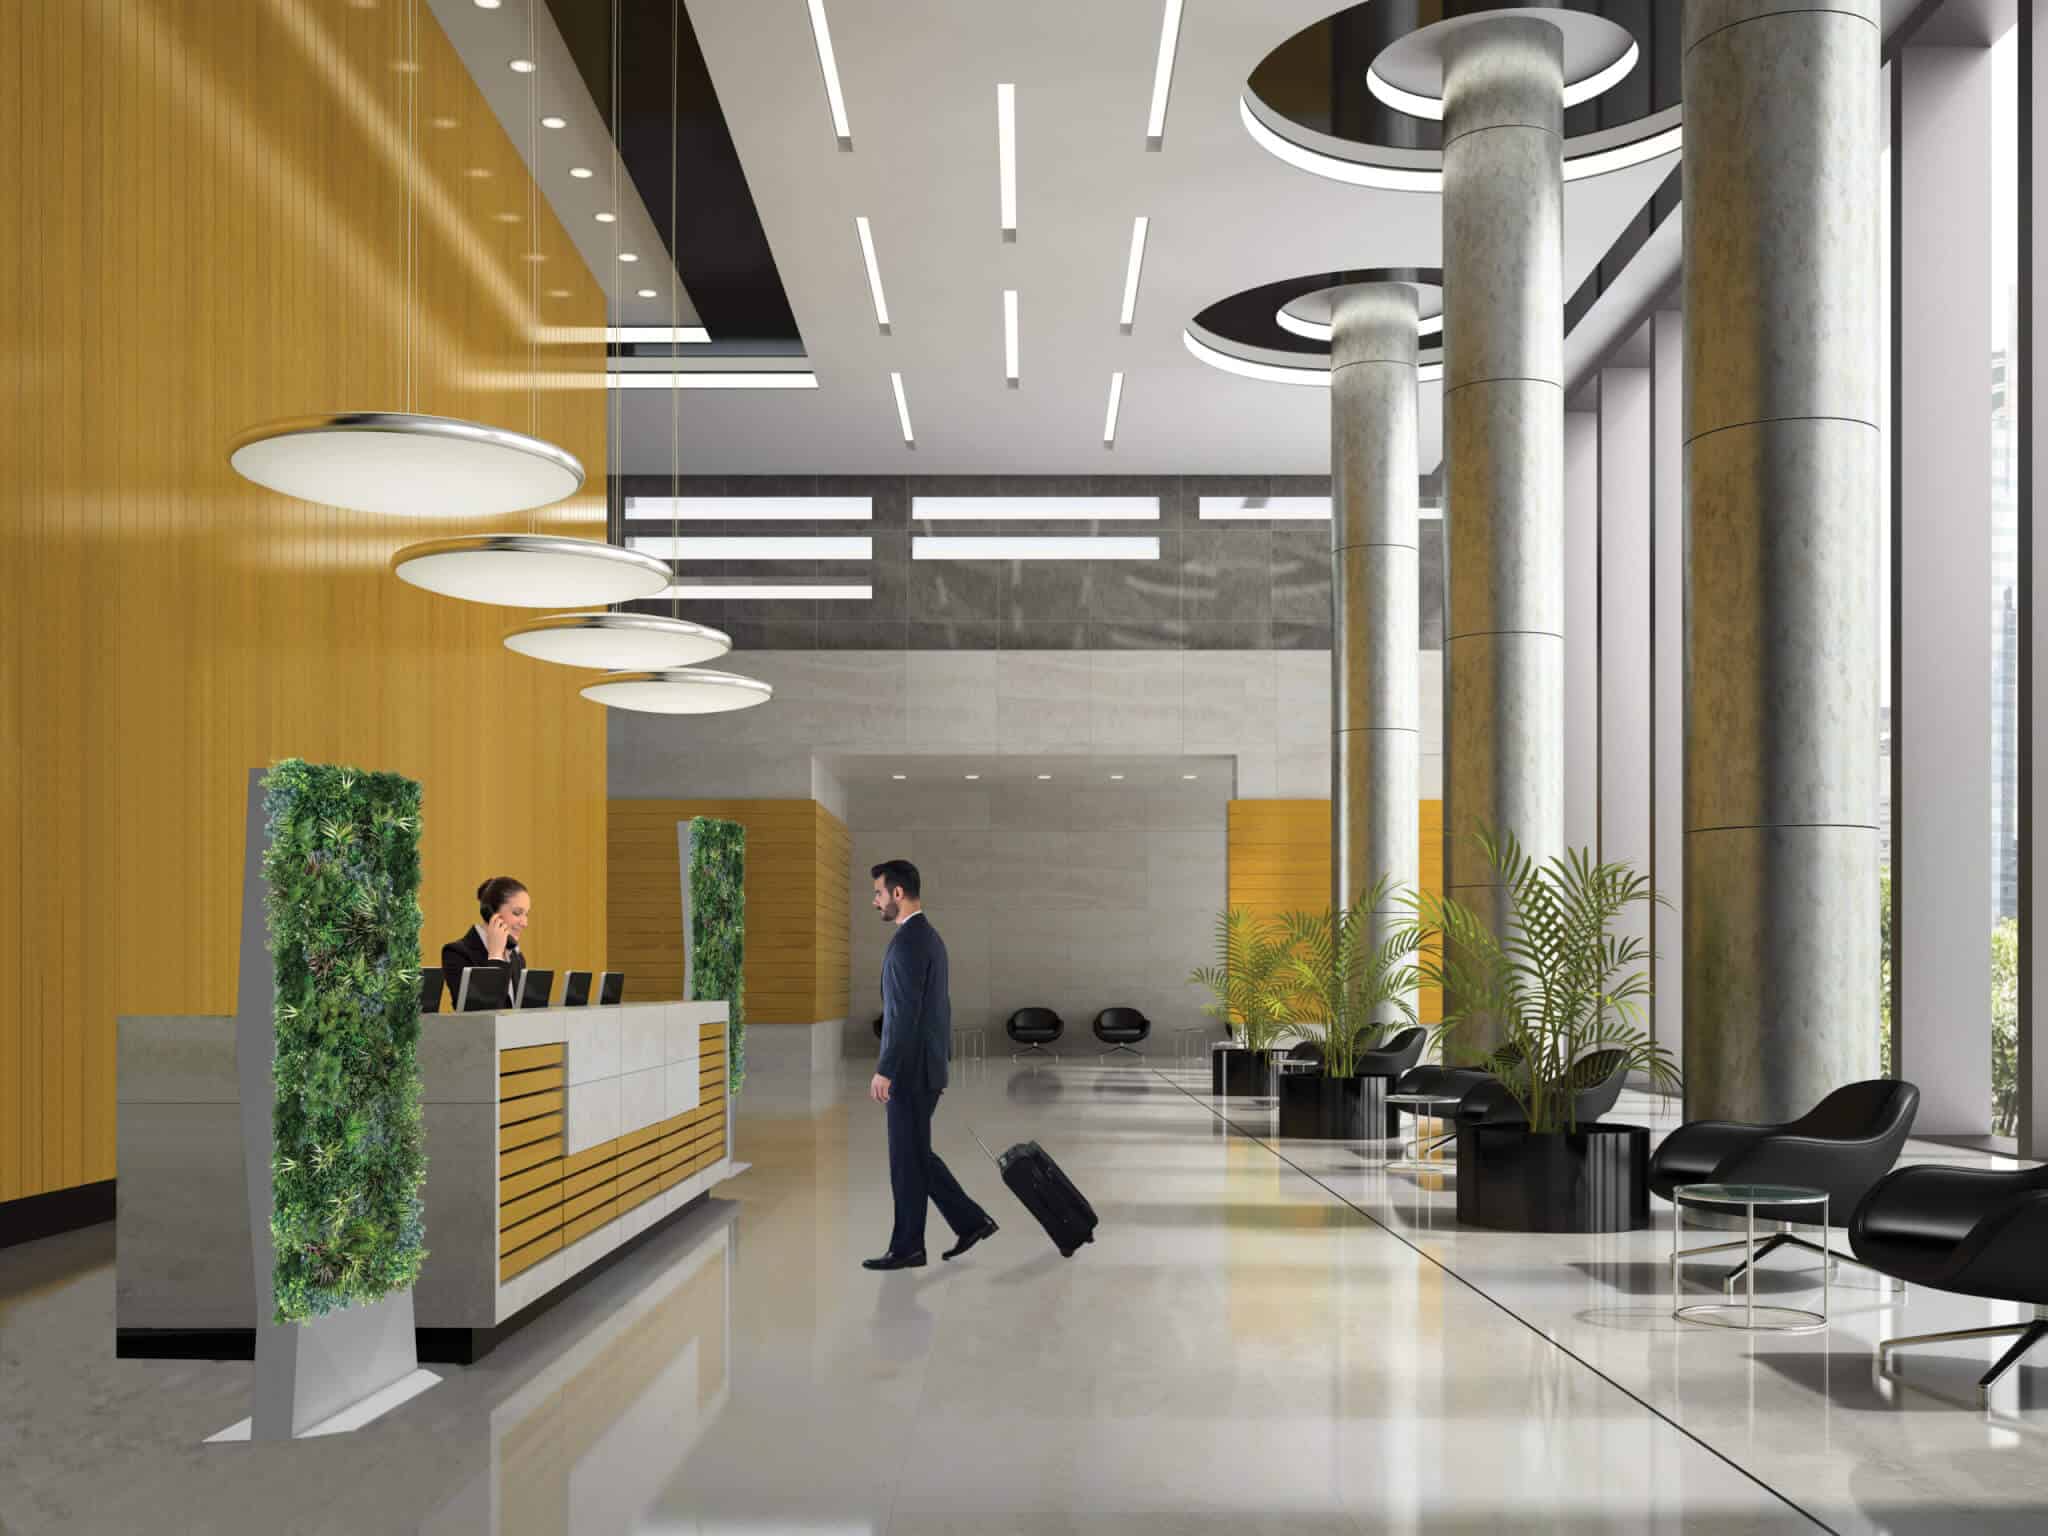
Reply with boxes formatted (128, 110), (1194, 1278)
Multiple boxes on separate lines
(228, 412), (584, 517)
(502, 611), (732, 669)
(391, 535), (670, 609)
(1366, 10), (1638, 122)
(579, 668), (774, 715)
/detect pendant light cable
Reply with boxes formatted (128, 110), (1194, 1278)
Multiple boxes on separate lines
(405, 0), (417, 414)
(671, 0), (682, 623)
(610, 0), (624, 565)
(527, 0), (541, 533)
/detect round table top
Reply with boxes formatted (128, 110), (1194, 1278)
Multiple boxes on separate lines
(1675, 1182), (1828, 1207)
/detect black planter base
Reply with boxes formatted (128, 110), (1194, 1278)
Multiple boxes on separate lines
(1210, 1047), (1274, 1097)
(1455, 1122), (1651, 1232)
(1277, 1072), (1392, 1139)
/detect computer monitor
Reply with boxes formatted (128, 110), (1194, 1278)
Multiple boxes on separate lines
(455, 965), (514, 1013)
(561, 970), (594, 1008)
(514, 969), (555, 1010)
(598, 971), (625, 1006)
(418, 967), (445, 1015)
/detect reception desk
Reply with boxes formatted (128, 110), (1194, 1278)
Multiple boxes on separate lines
(116, 1001), (736, 1362)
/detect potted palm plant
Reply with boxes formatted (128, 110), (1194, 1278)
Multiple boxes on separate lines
(1415, 828), (1678, 1232)
(1190, 907), (1292, 1097)
(1271, 878), (1423, 1139)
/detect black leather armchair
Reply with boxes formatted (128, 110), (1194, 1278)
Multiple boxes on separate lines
(1455, 1048), (1631, 1129)
(1849, 1158), (2048, 1393)
(870, 1014), (884, 1040)
(1652, 1080), (1920, 1288)
(1091, 1007), (1151, 1057)
(1006, 1007), (1064, 1061)
(1358, 1027), (1428, 1078)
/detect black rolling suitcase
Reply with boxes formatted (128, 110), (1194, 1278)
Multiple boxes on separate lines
(973, 1133), (1098, 1257)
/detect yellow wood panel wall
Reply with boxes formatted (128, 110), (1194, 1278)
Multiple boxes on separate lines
(608, 801), (851, 1024)
(0, 1), (609, 1202)
(1226, 800), (1445, 1024)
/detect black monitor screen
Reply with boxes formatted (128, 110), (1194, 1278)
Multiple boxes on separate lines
(599, 971), (625, 1006)
(418, 968), (445, 1014)
(562, 970), (593, 1008)
(457, 966), (514, 1013)
(516, 969), (555, 1010)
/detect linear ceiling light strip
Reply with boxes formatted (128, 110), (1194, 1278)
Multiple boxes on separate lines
(855, 216), (890, 329)
(997, 83), (1018, 235)
(627, 536), (873, 560)
(912, 536), (1159, 561)
(1103, 373), (1125, 446)
(891, 371), (915, 446)
(607, 325), (711, 344)
(913, 497), (1159, 521)
(664, 583), (874, 601)
(1120, 217), (1148, 329)
(1146, 0), (1184, 148)
(1003, 290), (1020, 384)
(806, 0), (851, 147)
(624, 495), (873, 521)
(606, 372), (819, 389)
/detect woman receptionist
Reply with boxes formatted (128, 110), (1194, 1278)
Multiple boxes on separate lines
(442, 876), (530, 1000)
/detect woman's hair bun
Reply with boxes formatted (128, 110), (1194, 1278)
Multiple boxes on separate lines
(477, 876), (529, 919)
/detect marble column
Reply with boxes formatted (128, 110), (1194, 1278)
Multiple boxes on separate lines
(1683, 0), (1880, 1121)
(1330, 283), (1420, 951)
(1441, 17), (1565, 1047)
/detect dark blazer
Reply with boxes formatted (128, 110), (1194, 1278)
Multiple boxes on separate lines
(441, 927), (525, 1004)
(878, 912), (950, 1093)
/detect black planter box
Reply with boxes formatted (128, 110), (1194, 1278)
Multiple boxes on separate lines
(1455, 1122), (1651, 1232)
(1210, 1046), (1275, 1097)
(1276, 1072), (1391, 1139)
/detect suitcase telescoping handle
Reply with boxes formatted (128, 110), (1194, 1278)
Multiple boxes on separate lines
(969, 1127), (999, 1165)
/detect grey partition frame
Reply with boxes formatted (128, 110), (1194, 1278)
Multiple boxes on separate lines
(233, 768), (423, 1438)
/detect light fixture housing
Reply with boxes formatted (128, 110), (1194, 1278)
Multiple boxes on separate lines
(663, 583), (873, 601)
(855, 217), (890, 329)
(1002, 289), (1020, 383)
(391, 534), (669, 608)
(914, 496), (1158, 521)
(913, 536), (1158, 561)
(1146, 0), (1184, 147)
(891, 371), (915, 446)
(509, 58), (535, 74)
(228, 411), (584, 517)
(502, 611), (731, 669)
(805, 0), (852, 147)
(628, 536), (873, 561)
(580, 668), (774, 715)
(606, 371), (819, 390)
(997, 84), (1017, 234)
(1103, 372), (1125, 446)
(625, 494), (871, 521)
(1120, 217), (1149, 328)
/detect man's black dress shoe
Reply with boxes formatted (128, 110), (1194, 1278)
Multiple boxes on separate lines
(861, 1250), (926, 1271)
(942, 1220), (999, 1261)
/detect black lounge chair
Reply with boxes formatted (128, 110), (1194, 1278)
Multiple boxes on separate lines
(1653, 1080), (1920, 1289)
(1455, 1048), (1631, 1129)
(1849, 1144), (2048, 1394)
(1006, 1007), (1065, 1061)
(1091, 1007), (1151, 1057)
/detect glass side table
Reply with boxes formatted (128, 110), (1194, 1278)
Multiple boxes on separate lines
(951, 1026), (987, 1063)
(1672, 1182), (1830, 1333)
(1384, 1091), (1462, 1175)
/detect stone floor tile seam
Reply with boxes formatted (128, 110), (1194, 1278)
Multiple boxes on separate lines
(1143, 1066), (1843, 1536)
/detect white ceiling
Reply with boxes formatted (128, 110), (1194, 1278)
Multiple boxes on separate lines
(611, 0), (1679, 476)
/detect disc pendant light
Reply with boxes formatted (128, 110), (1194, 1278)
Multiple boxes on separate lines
(227, 1), (583, 519)
(502, 609), (730, 668)
(387, 0), (668, 609)
(580, 668), (773, 714)
(568, 0), (769, 717)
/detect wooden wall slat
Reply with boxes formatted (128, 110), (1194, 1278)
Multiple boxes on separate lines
(3, 0), (608, 1203)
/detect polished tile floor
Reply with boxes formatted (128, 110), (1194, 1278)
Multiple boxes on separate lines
(3, 1058), (2045, 1534)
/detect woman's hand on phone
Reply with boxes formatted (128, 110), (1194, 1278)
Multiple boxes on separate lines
(485, 912), (514, 959)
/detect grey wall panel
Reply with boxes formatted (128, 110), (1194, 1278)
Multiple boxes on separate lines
(1563, 410), (1601, 852)
(1600, 365), (1655, 995)
(1651, 310), (1686, 1061)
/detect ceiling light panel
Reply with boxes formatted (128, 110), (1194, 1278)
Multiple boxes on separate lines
(1198, 495), (1444, 521)
(1103, 373), (1125, 446)
(855, 217), (890, 329)
(913, 497), (1158, 522)
(997, 85), (1017, 234)
(891, 372), (915, 446)
(606, 372), (819, 390)
(1120, 217), (1148, 328)
(912, 536), (1159, 561)
(625, 496), (872, 522)
(664, 583), (873, 601)
(1003, 289), (1020, 383)
(628, 536), (873, 561)
(806, 0), (852, 147)
(607, 325), (712, 344)
(1147, 0), (1184, 147)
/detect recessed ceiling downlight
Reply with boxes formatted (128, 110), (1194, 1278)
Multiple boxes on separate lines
(228, 412), (584, 516)
(502, 611), (731, 669)
(580, 668), (773, 715)
(391, 534), (669, 608)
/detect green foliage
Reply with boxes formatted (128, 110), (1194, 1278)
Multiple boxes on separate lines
(1271, 878), (1422, 1077)
(1411, 826), (1677, 1134)
(1189, 908), (1293, 1052)
(1993, 916), (2018, 1136)
(262, 758), (426, 1323)
(687, 817), (747, 1096)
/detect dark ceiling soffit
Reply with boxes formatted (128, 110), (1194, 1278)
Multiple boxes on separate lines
(1564, 164), (1679, 336)
(546, 0), (801, 347)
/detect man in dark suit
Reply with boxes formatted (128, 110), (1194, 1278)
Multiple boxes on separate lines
(864, 859), (998, 1271)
